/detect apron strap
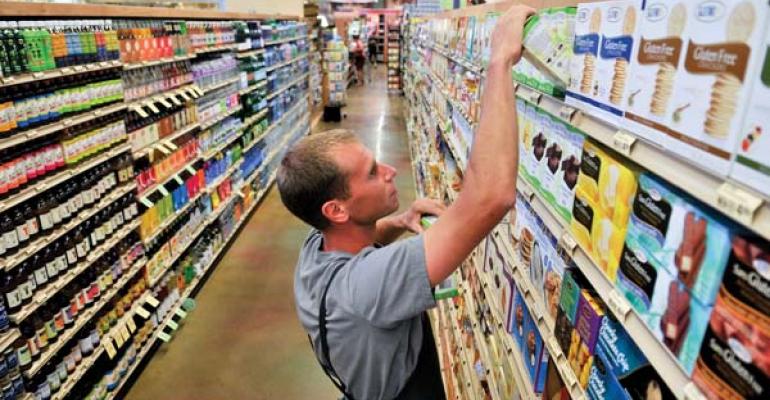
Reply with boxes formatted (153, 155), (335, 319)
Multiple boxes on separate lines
(309, 263), (356, 400)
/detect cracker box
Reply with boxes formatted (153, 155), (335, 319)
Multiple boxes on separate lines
(568, 1), (641, 125)
(538, 115), (585, 222)
(575, 289), (606, 353)
(692, 234), (770, 400)
(636, 0), (768, 175)
(731, 28), (770, 197)
(571, 140), (639, 280)
(522, 7), (577, 87)
(617, 173), (731, 306)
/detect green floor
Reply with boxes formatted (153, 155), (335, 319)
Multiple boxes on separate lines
(126, 66), (417, 399)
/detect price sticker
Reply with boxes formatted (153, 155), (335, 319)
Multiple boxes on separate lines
(73, 65), (85, 72)
(32, 72), (45, 79)
(157, 186), (170, 197)
(120, 325), (131, 341)
(167, 320), (179, 330)
(607, 289), (631, 321)
(178, 91), (191, 101)
(157, 331), (172, 343)
(519, 183), (535, 201)
(146, 295), (160, 308)
(716, 182), (763, 226)
(99, 61), (109, 68)
(612, 130), (637, 157)
(185, 165), (197, 175)
(683, 382), (706, 400)
(154, 143), (171, 155)
(145, 102), (161, 114)
(132, 105), (150, 119)
(61, 67), (73, 74)
(173, 175), (184, 185)
(186, 87), (200, 99)
(175, 308), (188, 319)
(139, 197), (154, 208)
(558, 232), (578, 255)
(126, 317), (137, 333)
(113, 331), (125, 348)
(135, 306), (151, 319)
(168, 95), (182, 106)
(157, 97), (172, 109)
(104, 338), (117, 359)
(558, 105), (577, 122)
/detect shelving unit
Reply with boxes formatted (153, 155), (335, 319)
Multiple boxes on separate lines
(0, 4), (310, 399)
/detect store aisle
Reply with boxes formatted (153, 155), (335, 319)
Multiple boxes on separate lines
(126, 66), (416, 399)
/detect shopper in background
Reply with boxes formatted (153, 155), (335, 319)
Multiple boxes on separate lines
(367, 35), (378, 83)
(350, 34), (366, 86)
(277, 4), (533, 399)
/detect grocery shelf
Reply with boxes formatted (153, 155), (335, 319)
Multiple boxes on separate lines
(132, 122), (201, 159)
(421, 40), (482, 74)
(205, 159), (243, 194)
(193, 43), (239, 54)
(516, 177), (695, 400)
(242, 108), (269, 128)
(141, 190), (203, 247)
(200, 106), (243, 131)
(122, 54), (195, 70)
(0, 142), (131, 216)
(458, 282), (504, 398)
(147, 219), (208, 287)
(0, 330), (20, 355)
(202, 129), (246, 160)
(0, 101), (128, 152)
(512, 84), (770, 242)
(22, 223), (143, 378)
(49, 256), (148, 400)
(264, 35), (306, 46)
(124, 82), (196, 111)
(0, 59), (123, 88)
(246, 99), (306, 150)
(238, 80), (267, 96)
(265, 53), (309, 73)
(445, 301), (481, 400)
(236, 48), (266, 58)
(107, 170), (278, 400)
(266, 72), (310, 100)
(200, 75), (241, 94)
(138, 155), (200, 197)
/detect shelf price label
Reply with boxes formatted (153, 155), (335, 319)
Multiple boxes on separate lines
(157, 331), (172, 343)
(716, 182), (763, 226)
(168, 95), (182, 106)
(145, 101), (161, 114)
(126, 317), (137, 333)
(519, 183), (535, 201)
(135, 305), (151, 320)
(157, 97), (173, 109)
(558, 232), (577, 255)
(612, 130), (637, 157)
(558, 105), (577, 122)
(178, 91), (191, 101)
(167, 320), (179, 331)
(104, 338), (118, 359)
(607, 289), (631, 321)
(146, 295), (161, 308)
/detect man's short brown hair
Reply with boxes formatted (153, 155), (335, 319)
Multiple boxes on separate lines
(277, 129), (357, 230)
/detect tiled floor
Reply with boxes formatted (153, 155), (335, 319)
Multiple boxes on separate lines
(126, 65), (416, 399)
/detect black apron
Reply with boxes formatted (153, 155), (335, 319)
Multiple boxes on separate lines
(311, 263), (446, 400)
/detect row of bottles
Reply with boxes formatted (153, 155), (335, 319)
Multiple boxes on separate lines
(126, 102), (198, 153)
(186, 22), (236, 51)
(145, 204), (206, 282)
(234, 21), (264, 51)
(192, 54), (238, 91)
(116, 20), (191, 64)
(122, 61), (192, 102)
(138, 167), (205, 241)
(0, 114), (127, 199)
(197, 116), (242, 156)
(135, 136), (198, 194)
(0, 68), (123, 134)
(0, 20), (120, 78)
(1, 193), (140, 316)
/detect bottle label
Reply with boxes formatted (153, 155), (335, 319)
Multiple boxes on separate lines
(50, 206), (61, 225)
(16, 346), (31, 367)
(56, 255), (67, 273)
(58, 203), (70, 220)
(123, 208), (132, 221)
(72, 192), (84, 211)
(82, 188), (94, 205)
(39, 212), (53, 231)
(3, 231), (18, 250)
(76, 240), (88, 258)
(45, 261), (59, 278)
(34, 267), (49, 286)
(5, 289), (21, 309)
(90, 230), (99, 247)
(16, 225), (29, 243)
(66, 247), (78, 265)
(17, 281), (32, 300)
(27, 217), (39, 236)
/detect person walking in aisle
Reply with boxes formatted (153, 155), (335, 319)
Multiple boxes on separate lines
(367, 35), (378, 83)
(277, 4), (534, 399)
(350, 34), (366, 86)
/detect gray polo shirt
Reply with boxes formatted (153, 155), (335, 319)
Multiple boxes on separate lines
(294, 230), (437, 400)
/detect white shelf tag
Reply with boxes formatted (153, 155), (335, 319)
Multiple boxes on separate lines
(607, 289), (631, 321)
(104, 338), (117, 359)
(146, 296), (160, 308)
(558, 232), (577, 255)
(559, 105), (577, 121)
(154, 143), (171, 155)
(169, 95), (182, 106)
(113, 331), (125, 348)
(157, 331), (172, 343)
(61, 67), (73, 74)
(138, 197), (154, 208)
(32, 72), (45, 79)
(157, 97), (173, 109)
(612, 130), (637, 157)
(173, 175), (184, 185)
(157, 186), (169, 197)
(119, 325), (131, 341)
(135, 306), (151, 319)
(126, 317), (137, 333)
(132, 105), (150, 119)
(73, 65), (85, 72)
(166, 319), (179, 330)
(716, 182), (763, 226)
(145, 102), (161, 114)
(185, 165), (197, 175)
(548, 337), (562, 355)
(174, 308), (188, 319)
(178, 91), (191, 101)
(683, 382), (706, 400)
(519, 183), (535, 201)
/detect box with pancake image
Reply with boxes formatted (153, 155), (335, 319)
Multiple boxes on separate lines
(522, 7), (577, 88)
(588, 312), (676, 400)
(522, 304), (549, 394)
(536, 112), (585, 222)
(567, 1), (641, 125)
(693, 233), (770, 400)
(731, 27), (770, 197)
(616, 173), (731, 307)
(647, 0), (768, 176)
(571, 139), (639, 281)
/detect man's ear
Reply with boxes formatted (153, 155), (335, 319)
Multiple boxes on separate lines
(321, 200), (349, 225)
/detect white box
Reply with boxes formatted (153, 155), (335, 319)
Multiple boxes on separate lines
(567, 1), (641, 125)
(731, 27), (770, 196)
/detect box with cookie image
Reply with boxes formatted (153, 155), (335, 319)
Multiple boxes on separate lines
(482, 232), (517, 330)
(522, 303), (550, 394)
(617, 173), (731, 307)
(587, 312), (676, 400)
(731, 25), (770, 197)
(536, 112), (585, 222)
(567, 0), (641, 125)
(521, 6), (577, 90)
(520, 101), (553, 192)
(510, 288), (530, 352)
(571, 139), (639, 281)
(692, 234), (770, 400)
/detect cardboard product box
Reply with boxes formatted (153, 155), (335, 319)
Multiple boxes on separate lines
(559, 267), (586, 325)
(512, 190), (539, 267)
(567, 1), (641, 125)
(571, 140), (638, 280)
(568, 329), (595, 389)
(520, 100), (545, 187)
(510, 288), (530, 351)
(480, 15), (498, 68)
(568, 2), (604, 103)
(641, 0), (768, 175)
(522, 7), (577, 87)
(485, 236), (516, 328)
(587, 350), (632, 400)
(543, 359), (572, 400)
(522, 309), (549, 393)
(538, 115), (585, 222)
(595, 313), (676, 399)
(555, 304), (576, 356)
(692, 233), (770, 400)
(575, 289), (606, 353)
(534, 106), (558, 197)
(619, 173), (731, 305)
(731, 28), (770, 196)
(525, 213), (567, 321)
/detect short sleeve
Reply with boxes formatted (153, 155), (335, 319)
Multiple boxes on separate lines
(340, 235), (436, 329)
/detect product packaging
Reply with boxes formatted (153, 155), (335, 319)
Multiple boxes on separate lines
(520, 100), (546, 189)
(526, 211), (565, 321)
(522, 7), (577, 87)
(522, 307), (549, 394)
(731, 27), (770, 196)
(568, 329), (595, 389)
(575, 289), (605, 353)
(555, 304), (576, 356)
(484, 235), (516, 329)
(692, 234), (770, 400)
(510, 289), (529, 351)
(571, 140), (639, 281)
(568, 1), (640, 124)
(559, 267), (585, 325)
(628, 0), (769, 175)
(538, 116), (585, 222)
(543, 360), (571, 400)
